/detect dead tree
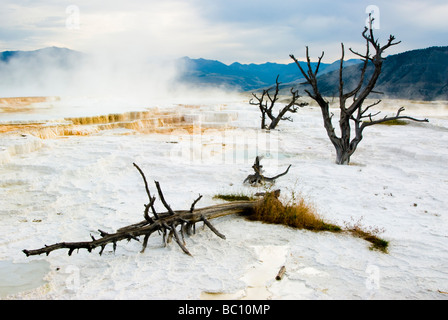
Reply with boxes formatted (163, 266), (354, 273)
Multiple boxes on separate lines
(250, 75), (308, 130)
(244, 156), (291, 186)
(23, 163), (260, 257)
(289, 15), (428, 165)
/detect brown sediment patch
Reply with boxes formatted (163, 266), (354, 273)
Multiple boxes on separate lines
(175, 104), (203, 109)
(0, 106), (234, 139)
(0, 96), (60, 113)
(0, 122), (99, 138)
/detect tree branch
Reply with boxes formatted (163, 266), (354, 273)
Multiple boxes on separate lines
(154, 180), (176, 215)
(190, 194), (203, 213)
(133, 163), (158, 221)
(361, 107), (429, 128)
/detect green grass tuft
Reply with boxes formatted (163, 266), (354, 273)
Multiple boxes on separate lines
(368, 238), (389, 253)
(213, 193), (255, 202)
(377, 119), (408, 126)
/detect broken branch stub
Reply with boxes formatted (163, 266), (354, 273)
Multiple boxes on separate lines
(23, 163), (260, 257)
(244, 156), (291, 186)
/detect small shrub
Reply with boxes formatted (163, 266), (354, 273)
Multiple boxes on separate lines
(344, 217), (389, 253)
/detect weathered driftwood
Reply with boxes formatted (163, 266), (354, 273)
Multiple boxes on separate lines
(244, 156), (291, 186)
(276, 266), (286, 281)
(23, 163), (260, 257)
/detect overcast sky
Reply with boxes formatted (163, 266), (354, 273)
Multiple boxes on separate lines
(1, 0), (447, 64)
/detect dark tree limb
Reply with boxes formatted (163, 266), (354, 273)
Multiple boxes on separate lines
(201, 215), (226, 239)
(249, 91), (269, 129)
(168, 223), (191, 256)
(133, 163), (158, 221)
(23, 164), (261, 257)
(361, 106), (429, 128)
(190, 194), (203, 213)
(154, 180), (176, 215)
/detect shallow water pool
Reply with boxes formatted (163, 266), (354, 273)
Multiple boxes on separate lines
(0, 260), (50, 298)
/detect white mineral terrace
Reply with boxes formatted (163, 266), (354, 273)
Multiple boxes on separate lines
(0, 96), (239, 166)
(1, 95), (448, 300)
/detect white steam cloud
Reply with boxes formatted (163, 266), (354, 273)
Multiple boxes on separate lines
(0, 46), (240, 117)
(0, 0), (243, 115)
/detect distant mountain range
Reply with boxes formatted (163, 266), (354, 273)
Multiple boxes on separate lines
(176, 56), (361, 91)
(0, 46), (84, 69)
(1, 46), (447, 100)
(0, 47), (86, 97)
(290, 46), (448, 101)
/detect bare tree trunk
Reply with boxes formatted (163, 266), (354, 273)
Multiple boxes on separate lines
(260, 111), (266, 130)
(290, 15), (428, 165)
(335, 146), (351, 165)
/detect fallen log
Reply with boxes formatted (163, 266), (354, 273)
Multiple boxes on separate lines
(23, 163), (261, 257)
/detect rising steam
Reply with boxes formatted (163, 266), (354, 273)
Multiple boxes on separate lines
(0, 45), (240, 116)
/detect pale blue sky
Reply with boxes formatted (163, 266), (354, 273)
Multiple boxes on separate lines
(1, 0), (447, 63)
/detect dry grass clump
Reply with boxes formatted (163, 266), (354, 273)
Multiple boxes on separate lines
(249, 192), (341, 232)
(214, 190), (389, 253)
(344, 217), (389, 253)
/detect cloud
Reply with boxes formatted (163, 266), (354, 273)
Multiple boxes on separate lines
(0, 0), (446, 106)
(0, 0), (446, 64)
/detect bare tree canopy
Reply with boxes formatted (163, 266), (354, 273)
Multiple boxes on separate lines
(250, 75), (308, 130)
(290, 15), (428, 165)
